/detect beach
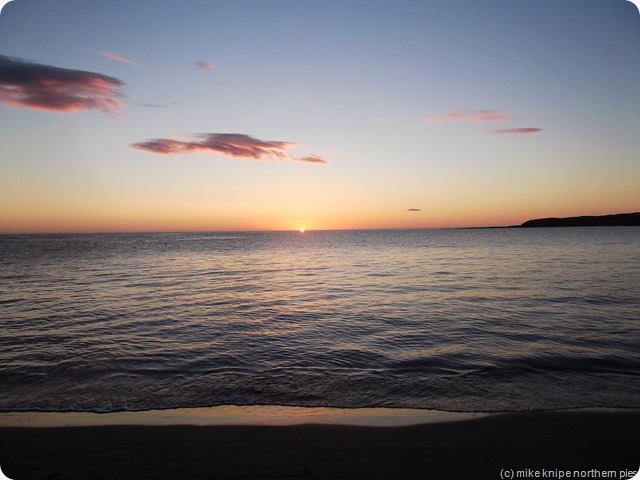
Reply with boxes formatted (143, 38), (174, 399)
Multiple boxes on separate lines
(1, 408), (638, 480)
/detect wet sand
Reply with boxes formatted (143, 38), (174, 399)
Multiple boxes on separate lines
(1, 409), (638, 480)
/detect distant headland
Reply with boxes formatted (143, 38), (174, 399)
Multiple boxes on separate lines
(519, 212), (640, 228)
(465, 212), (640, 229)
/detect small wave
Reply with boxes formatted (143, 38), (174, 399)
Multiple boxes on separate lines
(0, 298), (27, 305)
(480, 353), (640, 376)
(386, 350), (482, 375)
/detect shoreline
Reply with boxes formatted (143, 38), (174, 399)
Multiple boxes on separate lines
(0, 405), (488, 428)
(1, 407), (638, 479)
(1, 404), (636, 428)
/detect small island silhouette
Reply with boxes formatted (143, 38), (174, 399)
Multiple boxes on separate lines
(519, 212), (640, 228)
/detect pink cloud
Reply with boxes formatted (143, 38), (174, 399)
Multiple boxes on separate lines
(0, 55), (124, 116)
(489, 128), (543, 135)
(92, 50), (137, 65)
(426, 109), (515, 123)
(298, 154), (330, 164)
(131, 133), (330, 164)
(196, 60), (217, 70)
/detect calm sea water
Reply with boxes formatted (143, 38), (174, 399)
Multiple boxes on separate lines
(1, 228), (639, 413)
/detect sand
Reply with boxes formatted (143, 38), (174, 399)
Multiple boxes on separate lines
(1, 408), (638, 480)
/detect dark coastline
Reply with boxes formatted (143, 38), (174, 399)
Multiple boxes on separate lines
(520, 212), (640, 228)
(464, 212), (640, 229)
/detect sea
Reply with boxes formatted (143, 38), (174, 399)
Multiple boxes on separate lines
(1, 227), (639, 414)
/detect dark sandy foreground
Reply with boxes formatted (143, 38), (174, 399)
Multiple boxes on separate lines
(1, 410), (638, 480)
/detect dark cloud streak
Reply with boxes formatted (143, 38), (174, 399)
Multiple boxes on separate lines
(196, 60), (216, 70)
(489, 128), (543, 135)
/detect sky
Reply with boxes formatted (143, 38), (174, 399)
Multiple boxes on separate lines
(0, 0), (639, 233)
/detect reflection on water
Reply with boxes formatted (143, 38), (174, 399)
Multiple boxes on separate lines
(1, 228), (639, 412)
(0, 405), (483, 427)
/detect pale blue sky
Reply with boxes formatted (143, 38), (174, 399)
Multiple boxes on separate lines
(1, 0), (639, 232)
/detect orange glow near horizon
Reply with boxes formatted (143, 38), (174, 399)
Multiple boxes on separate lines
(0, 210), (616, 234)
(1, 190), (637, 234)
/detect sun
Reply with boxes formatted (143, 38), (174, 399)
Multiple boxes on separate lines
(299, 228), (305, 233)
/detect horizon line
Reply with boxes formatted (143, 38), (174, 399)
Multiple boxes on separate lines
(0, 226), (491, 235)
(2, 212), (637, 236)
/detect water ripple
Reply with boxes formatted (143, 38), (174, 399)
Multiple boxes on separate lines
(1, 228), (639, 412)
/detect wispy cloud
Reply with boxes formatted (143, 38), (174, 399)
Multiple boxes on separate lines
(134, 102), (165, 108)
(131, 133), (330, 164)
(0, 55), (124, 116)
(407, 208), (422, 212)
(488, 128), (543, 135)
(421, 109), (543, 136)
(196, 60), (216, 70)
(92, 50), (136, 65)
(425, 109), (515, 123)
